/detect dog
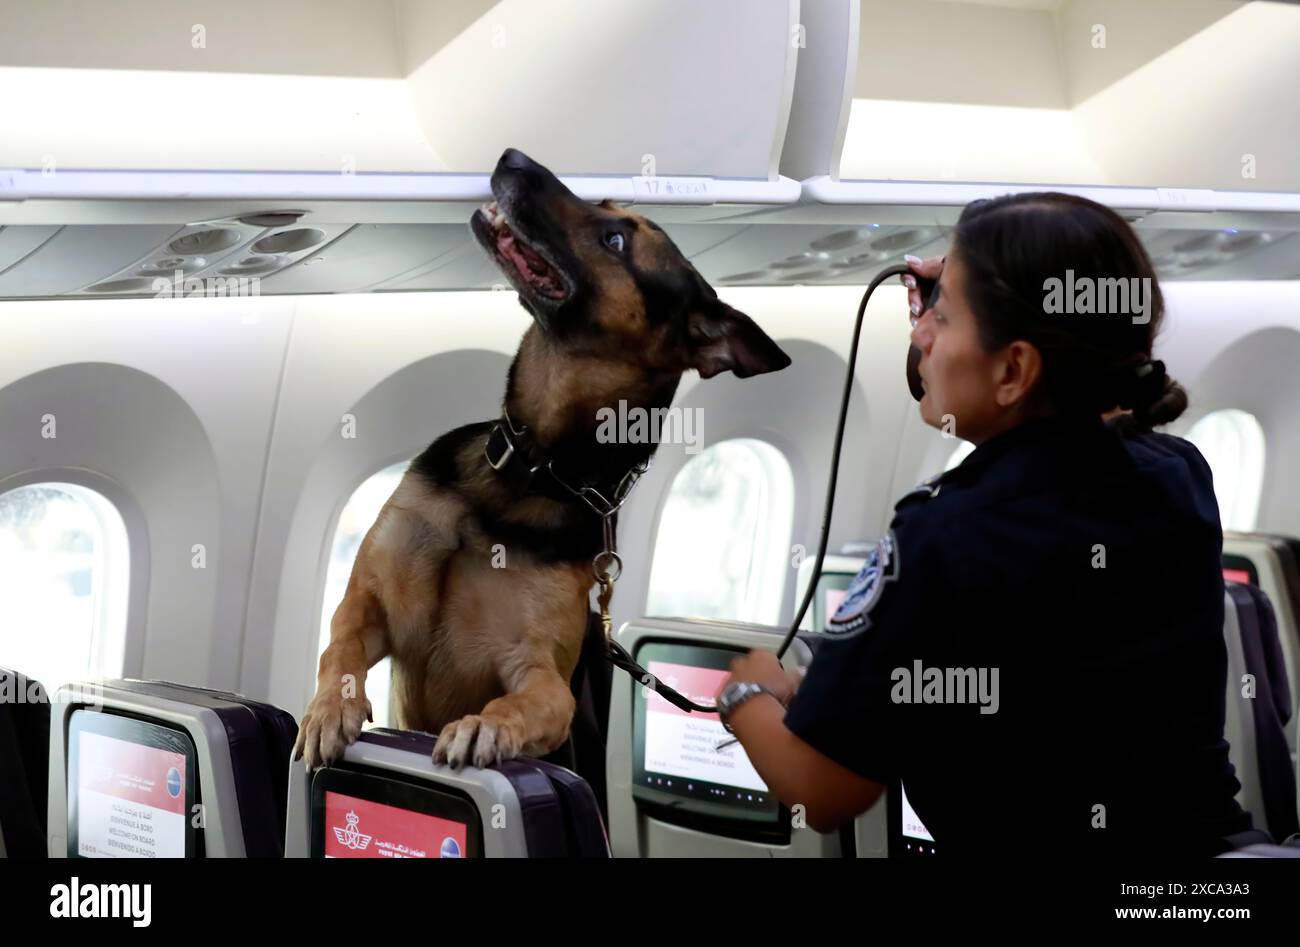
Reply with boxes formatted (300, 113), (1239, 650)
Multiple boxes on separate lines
(292, 148), (790, 771)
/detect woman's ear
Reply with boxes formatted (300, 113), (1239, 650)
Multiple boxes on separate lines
(994, 340), (1045, 408)
(688, 303), (792, 378)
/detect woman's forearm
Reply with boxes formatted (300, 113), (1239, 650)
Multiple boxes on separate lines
(727, 695), (885, 833)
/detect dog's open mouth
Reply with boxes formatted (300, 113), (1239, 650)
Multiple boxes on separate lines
(478, 200), (569, 301)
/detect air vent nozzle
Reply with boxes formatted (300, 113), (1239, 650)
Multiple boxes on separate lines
(239, 212), (307, 228)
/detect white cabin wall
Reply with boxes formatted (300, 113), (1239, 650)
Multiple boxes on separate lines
(1157, 282), (1300, 537)
(0, 295), (292, 688)
(5, 278), (1300, 706)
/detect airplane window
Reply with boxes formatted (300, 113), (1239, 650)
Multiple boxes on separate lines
(646, 439), (794, 624)
(943, 440), (976, 473)
(1184, 409), (1266, 531)
(319, 461), (409, 729)
(0, 483), (130, 693)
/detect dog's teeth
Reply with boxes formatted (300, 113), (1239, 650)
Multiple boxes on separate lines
(482, 200), (509, 230)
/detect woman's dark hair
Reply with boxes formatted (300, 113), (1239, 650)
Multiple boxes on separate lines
(953, 192), (1188, 429)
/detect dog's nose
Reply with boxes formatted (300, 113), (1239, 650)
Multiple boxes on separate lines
(499, 148), (536, 172)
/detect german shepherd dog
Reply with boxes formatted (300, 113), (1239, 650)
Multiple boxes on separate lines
(293, 149), (790, 771)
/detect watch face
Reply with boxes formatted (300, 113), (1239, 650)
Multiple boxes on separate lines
(722, 682), (759, 715)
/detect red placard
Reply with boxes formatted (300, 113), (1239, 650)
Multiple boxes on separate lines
(79, 731), (187, 816)
(323, 791), (468, 859)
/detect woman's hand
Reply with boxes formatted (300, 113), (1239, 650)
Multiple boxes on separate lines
(720, 650), (805, 707)
(901, 254), (945, 321)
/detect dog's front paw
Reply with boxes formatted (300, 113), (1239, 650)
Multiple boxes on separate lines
(432, 714), (524, 769)
(292, 692), (372, 771)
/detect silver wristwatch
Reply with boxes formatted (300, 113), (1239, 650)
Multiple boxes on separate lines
(716, 681), (783, 733)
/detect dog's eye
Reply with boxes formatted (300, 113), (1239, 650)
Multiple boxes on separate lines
(603, 232), (626, 254)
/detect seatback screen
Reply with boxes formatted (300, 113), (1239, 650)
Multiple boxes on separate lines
(67, 709), (199, 858)
(310, 767), (482, 858)
(1222, 554), (1259, 587)
(631, 641), (784, 840)
(900, 783), (936, 852)
(889, 780), (938, 857)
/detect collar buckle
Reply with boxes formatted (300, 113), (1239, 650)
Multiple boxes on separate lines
(485, 423), (516, 472)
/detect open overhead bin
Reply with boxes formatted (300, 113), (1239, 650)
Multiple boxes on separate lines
(706, 0), (1300, 285)
(0, 0), (802, 298)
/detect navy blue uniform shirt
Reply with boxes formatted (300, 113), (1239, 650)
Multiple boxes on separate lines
(784, 414), (1251, 855)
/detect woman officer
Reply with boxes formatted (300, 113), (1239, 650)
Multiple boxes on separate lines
(716, 192), (1254, 856)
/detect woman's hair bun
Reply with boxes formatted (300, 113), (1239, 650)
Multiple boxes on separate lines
(1107, 359), (1187, 430)
(1136, 374), (1189, 427)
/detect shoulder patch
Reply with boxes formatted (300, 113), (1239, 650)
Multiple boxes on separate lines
(824, 531), (900, 638)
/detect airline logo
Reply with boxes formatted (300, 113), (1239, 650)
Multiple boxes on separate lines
(323, 792), (468, 858)
(332, 811), (374, 852)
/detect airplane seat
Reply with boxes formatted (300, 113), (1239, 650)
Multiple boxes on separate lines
(47, 679), (297, 857)
(1223, 534), (1300, 751)
(605, 617), (844, 857)
(0, 667), (50, 858)
(1221, 584), (1299, 842)
(1259, 535), (1300, 624)
(1219, 842), (1300, 858)
(121, 680), (300, 850)
(285, 728), (610, 857)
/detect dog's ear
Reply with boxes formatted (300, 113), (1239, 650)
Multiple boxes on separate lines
(688, 302), (791, 379)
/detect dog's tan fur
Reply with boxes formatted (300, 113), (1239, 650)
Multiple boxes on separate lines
(293, 151), (788, 770)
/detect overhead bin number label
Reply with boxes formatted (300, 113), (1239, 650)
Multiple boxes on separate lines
(632, 176), (713, 201)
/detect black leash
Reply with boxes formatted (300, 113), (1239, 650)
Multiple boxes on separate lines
(484, 264), (920, 715)
(774, 264), (914, 660)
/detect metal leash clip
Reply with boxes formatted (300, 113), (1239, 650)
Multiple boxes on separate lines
(547, 458), (647, 636)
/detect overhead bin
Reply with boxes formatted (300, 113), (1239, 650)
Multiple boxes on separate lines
(3, 0), (1299, 295)
(750, 0), (1300, 285)
(0, 0), (799, 182)
(0, 0), (803, 298)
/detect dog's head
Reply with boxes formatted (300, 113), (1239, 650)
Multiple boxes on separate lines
(470, 148), (790, 379)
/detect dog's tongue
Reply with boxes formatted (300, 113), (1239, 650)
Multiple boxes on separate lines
(496, 226), (565, 298)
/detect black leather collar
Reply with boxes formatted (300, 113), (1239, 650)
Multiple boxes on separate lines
(484, 411), (547, 494)
(484, 410), (650, 513)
